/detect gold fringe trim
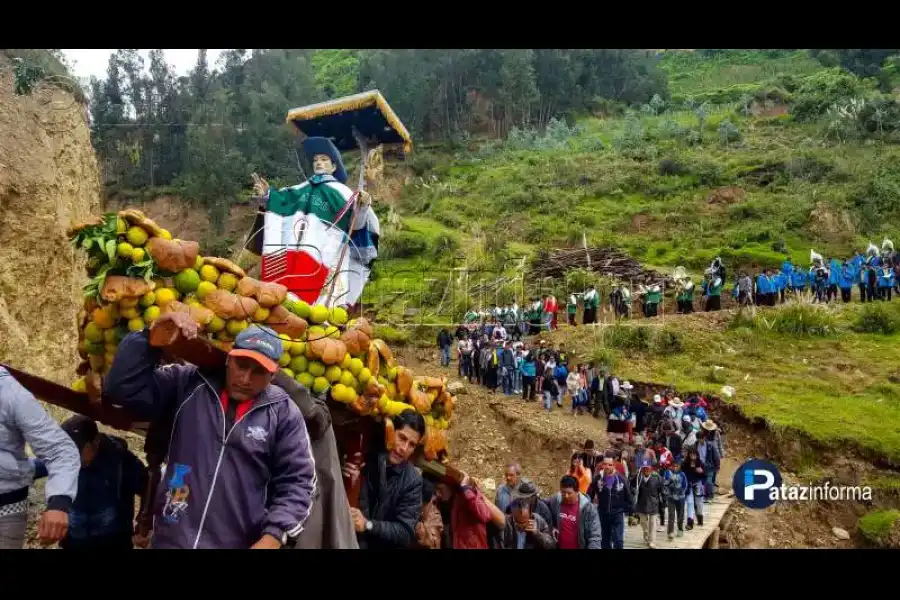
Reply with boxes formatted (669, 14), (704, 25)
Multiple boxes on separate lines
(286, 90), (412, 153)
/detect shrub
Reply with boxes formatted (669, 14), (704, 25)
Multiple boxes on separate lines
(655, 328), (684, 355)
(373, 325), (411, 346)
(791, 68), (872, 122)
(853, 302), (900, 334)
(717, 119), (743, 145)
(612, 113), (646, 151)
(754, 303), (839, 337)
(408, 152), (438, 177)
(431, 233), (459, 258)
(590, 347), (620, 370)
(602, 325), (684, 355)
(381, 231), (429, 259)
(658, 158), (686, 176)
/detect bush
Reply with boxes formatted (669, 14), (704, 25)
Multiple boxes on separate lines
(590, 347), (620, 370)
(655, 328), (684, 355)
(381, 231), (429, 259)
(602, 325), (684, 355)
(612, 113), (646, 151)
(373, 324), (411, 346)
(408, 152), (438, 177)
(791, 68), (872, 122)
(854, 164), (900, 228)
(754, 303), (839, 337)
(717, 119), (743, 145)
(658, 158), (686, 176)
(853, 302), (900, 334)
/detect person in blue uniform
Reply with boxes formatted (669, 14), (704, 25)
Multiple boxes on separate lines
(827, 258), (840, 303)
(838, 260), (855, 303)
(790, 266), (807, 295)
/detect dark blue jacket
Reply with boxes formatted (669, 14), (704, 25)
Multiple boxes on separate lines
(61, 435), (147, 549)
(104, 330), (316, 549)
(589, 472), (633, 516)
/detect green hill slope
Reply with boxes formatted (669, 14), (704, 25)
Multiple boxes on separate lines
(370, 50), (900, 319)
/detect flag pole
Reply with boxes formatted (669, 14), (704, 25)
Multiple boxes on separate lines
(325, 126), (369, 307)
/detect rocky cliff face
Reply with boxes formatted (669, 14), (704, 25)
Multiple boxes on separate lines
(0, 53), (102, 384)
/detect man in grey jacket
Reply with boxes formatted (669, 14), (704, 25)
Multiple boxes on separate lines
(0, 367), (80, 549)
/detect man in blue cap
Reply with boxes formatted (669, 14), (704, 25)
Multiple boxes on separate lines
(105, 312), (316, 549)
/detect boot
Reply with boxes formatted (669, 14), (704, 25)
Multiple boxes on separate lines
(686, 518), (694, 530)
(697, 514), (704, 527)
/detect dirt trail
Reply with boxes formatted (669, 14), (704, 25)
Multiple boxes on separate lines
(403, 343), (878, 549)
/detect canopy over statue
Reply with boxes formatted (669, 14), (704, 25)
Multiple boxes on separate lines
(286, 90), (413, 153)
(245, 91), (411, 310)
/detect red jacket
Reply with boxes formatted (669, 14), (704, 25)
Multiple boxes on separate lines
(449, 486), (493, 549)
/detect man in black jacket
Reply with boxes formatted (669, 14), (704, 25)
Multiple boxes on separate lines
(343, 410), (425, 549)
(632, 459), (663, 549)
(437, 329), (453, 368)
(500, 498), (556, 549)
(57, 416), (147, 550)
(507, 479), (553, 524)
(589, 457), (633, 549)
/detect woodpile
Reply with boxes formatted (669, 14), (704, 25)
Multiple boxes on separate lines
(532, 247), (672, 288)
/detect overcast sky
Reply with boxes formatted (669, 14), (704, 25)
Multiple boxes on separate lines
(61, 49), (227, 83)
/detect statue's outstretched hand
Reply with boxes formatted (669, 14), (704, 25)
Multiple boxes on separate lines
(251, 173), (270, 197)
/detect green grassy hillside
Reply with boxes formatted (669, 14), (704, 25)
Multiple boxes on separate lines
(368, 50), (900, 320)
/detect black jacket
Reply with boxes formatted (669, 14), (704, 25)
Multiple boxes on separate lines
(633, 473), (663, 515)
(357, 453), (422, 549)
(437, 330), (453, 349)
(589, 472), (633, 516)
(667, 432), (683, 458)
(504, 496), (553, 525)
(60, 435), (147, 549)
(683, 458), (705, 487)
(500, 514), (556, 549)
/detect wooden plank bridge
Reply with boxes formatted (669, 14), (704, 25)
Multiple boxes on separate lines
(623, 495), (734, 549)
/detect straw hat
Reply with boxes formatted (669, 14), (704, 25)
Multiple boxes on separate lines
(621, 381), (633, 390)
(701, 420), (718, 431)
(670, 398), (684, 408)
(653, 394), (662, 404)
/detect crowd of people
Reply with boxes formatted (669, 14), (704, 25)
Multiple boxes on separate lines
(2, 300), (728, 551)
(441, 327), (592, 413)
(432, 322), (727, 549)
(732, 244), (900, 307)
(487, 243), (900, 330)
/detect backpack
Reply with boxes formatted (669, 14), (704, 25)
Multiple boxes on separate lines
(553, 365), (568, 382)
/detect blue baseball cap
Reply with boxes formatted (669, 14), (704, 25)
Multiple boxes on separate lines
(230, 324), (283, 373)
